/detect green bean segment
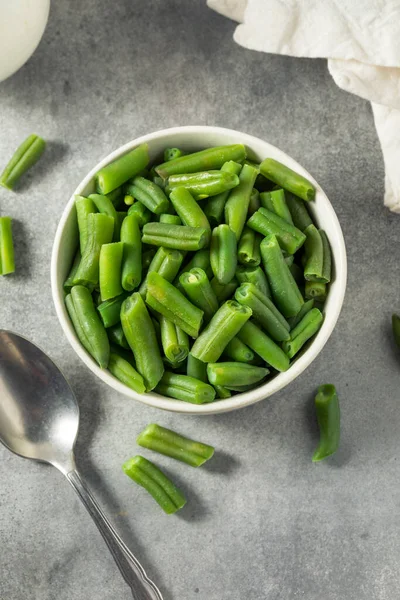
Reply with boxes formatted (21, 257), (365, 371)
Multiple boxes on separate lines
(204, 161), (242, 227)
(210, 224), (237, 285)
(159, 315), (189, 364)
(137, 424), (214, 467)
(187, 353), (208, 382)
(235, 282), (290, 342)
(125, 176), (170, 214)
(73, 213), (114, 287)
(127, 201), (152, 226)
(225, 163), (258, 240)
(282, 308), (323, 358)
(207, 362), (268, 388)
(97, 292), (128, 328)
(0, 217), (15, 275)
(210, 277), (239, 303)
(156, 144), (246, 179)
(139, 246), (184, 297)
(312, 385), (340, 462)
(99, 242), (124, 300)
(260, 158), (315, 202)
(120, 214), (142, 291)
(75, 196), (97, 253)
(285, 192), (313, 231)
(169, 187), (210, 230)
(179, 267), (219, 322)
(237, 321), (290, 372)
(167, 170), (240, 200)
(108, 352), (146, 393)
(223, 337), (255, 363)
(305, 280), (327, 302)
(236, 265), (271, 299)
(260, 189), (293, 224)
(96, 144), (149, 194)
(142, 222), (210, 251)
(238, 226), (261, 266)
(155, 372), (216, 404)
(0, 133), (46, 190)
(248, 207), (306, 255)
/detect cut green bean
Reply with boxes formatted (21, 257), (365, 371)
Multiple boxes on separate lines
(156, 371), (216, 404)
(176, 249), (212, 282)
(288, 299), (314, 330)
(159, 214), (181, 225)
(248, 188), (260, 217)
(72, 213), (114, 287)
(210, 277), (239, 304)
(68, 285), (110, 368)
(204, 161), (242, 227)
(214, 385), (231, 399)
(108, 323), (130, 349)
(108, 352), (146, 393)
(0, 134), (46, 190)
(260, 234), (304, 318)
(187, 353), (208, 382)
(99, 242), (124, 300)
(305, 280), (327, 302)
(137, 423), (214, 467)
(159, 316), (189, 364)
(123, 455), (186, 514)
(167, 170), (240, 200)
(164, 147), (185, 162)
(89, 193), (118, 225)
(156, 144), (246, 179)
(260, 158), (315, 202)
(142, 222), (210, 251)
(179, 268), (219, 322)
(121, 293), (164, 391)
(223, 337), (255, 363)
(282, 308), (323, 358)
(125, 176), (170, 214)
(64, 250), (81, 292)
(139, 247), (184, 297)
(303, 224), (325, 282)
(237, 320), (290, 372)
(235, 265), (271, 299)
(260, 189), (293, 224)
(312, 385), (340, 462)
(210, 224), (237, 285)
(238, 227), (261, 266)
(120, 214), (142, 291)
(75, 196), (97, 254)
(146, 272), (203, 338)
(96, 144), (149, 194)
(97, 292), (128, 328)
(207, 362), (268, 388)
(127, 201), (152, 226)
(169, 187), (210, 230)
(320, 230), (332, 283)
(65, 293), (94, 357)
(235, 282), (290, 342)
(285, 192), (313, 231)
(225, 163), (258, 240)
(191, 300), (252, 363)
(247, 207), (306, 255)
(0, 217), (15, 275)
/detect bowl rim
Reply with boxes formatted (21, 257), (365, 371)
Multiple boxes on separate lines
(51, 125), (347, 415)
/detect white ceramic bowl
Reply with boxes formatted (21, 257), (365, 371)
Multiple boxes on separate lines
(51, 126), (347, 414)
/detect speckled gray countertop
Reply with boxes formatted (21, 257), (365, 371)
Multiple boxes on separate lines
(1, 2), (400, 599)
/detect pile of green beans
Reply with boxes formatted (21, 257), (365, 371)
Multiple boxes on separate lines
(64, 142), (332, 403)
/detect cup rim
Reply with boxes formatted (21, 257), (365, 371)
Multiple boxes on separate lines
(51, 125), (347, 415)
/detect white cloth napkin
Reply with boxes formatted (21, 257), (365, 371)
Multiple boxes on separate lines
(208, 0), (400, 212)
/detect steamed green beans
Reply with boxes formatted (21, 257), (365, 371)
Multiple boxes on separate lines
(225, 163), (258, 240)
(99, 242), (124, 300)
(96, 144), (149, 194)
(167, 171), (239, 200)
(142, 222), (210, 251)
(204, 161), (242, 227)
(235, 282), (290, 342)
(156, 144), (246, 178)
(282, 308), (323, 358)
(108, 352), (146, 393)
(207, 362), (268, 388)
(248, 207), (306, 255)
(179, 268), (219, 322)
(312, 384), (340, 462)
(210, 224), (237, 285)
(169, 187), (210, 230)
(155, 372), (216, 404)
(120, 214), (142, 291)
(125, 176), (170, 214)
(73, 213), (114, 287)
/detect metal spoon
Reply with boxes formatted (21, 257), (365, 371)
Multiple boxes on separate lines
(0, 330), (163, 600)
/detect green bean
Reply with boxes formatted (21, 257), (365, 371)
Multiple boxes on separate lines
(75, 196), (97, 253)
(64, 250), (81, 292)
(312, 385), (340, 462)
(164, 147), (185, 162)
(146, 272), (204, 338)
(225, 163), (258, 240)
(139, 247), (184, 297)
(303, 224), (325, 282)
(0, 134), (46, 190)
(108, 323), (129, 349)
(159, 316), (189, 364)
(179, 267), (219, 322)
(0, 217), (14, 275)
(69, 285), (110, 368)
(160, 214), (181, 225)
(235, 283), (290, 342)
(114, 211), (127, 241)
(121, 293), (164, 391)
(167, 171), (240, 200)
(96, 144), (149, 194)
(155, 372), (216, 404)
(282, 308), (323, 358)
(288, 299), (314, 330)
(214, 385), (231, 399)
(187, 353), (208, 382)
(169, 187), (210, 230)
(235, 265), (271, 299)
(72, 213), (114, 287)
(210, 224), (237, 285)
(125, 176), (170, 214)
(142, 222), (210, 251)
(137, 423), (214, 467)
(207, 362), (268, 388)
(65, 293), (94, 357)
(108, 352), (146, 394)
(237, 320), (290, 372)
(260, 234), (304, 318)
(248, 188), (260, 217)
(99, 242), (124, 300)
(97, 292), (128, 328)
(238, 227), (261, 266)
(285, 192), (313, 231)
(210, 277), (239, 304)
(191, 300), (252, 363)
(142, 248), (157, 269)
(127, 201), (152, 226)
(204, 161), (242, 227)
(223, 337), (255, 363)
(247, 207), (306, 255)
(305, 281), (327, 302)
(175, 249), (212, 283)
(260, 189), (293, 224)
(89, 193), (119, 241)
(260, 158), (315, 202)
(156, 144), (246, 179)
(320, 230), (332, 283)
(123, 455), (186, 514)
(120, 214), (142, 291)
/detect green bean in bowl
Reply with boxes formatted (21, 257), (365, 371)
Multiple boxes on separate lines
(52, 127), (347, 414)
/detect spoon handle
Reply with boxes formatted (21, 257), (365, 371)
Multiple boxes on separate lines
(67, 468), (163, 600)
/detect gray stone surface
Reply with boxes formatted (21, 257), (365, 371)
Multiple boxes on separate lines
(0, 1), (399, 599)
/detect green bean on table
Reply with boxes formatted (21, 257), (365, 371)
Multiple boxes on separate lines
(312, 384), (340, 462)
(0, 133), (46, 190)
(0, 217), (15, 275)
